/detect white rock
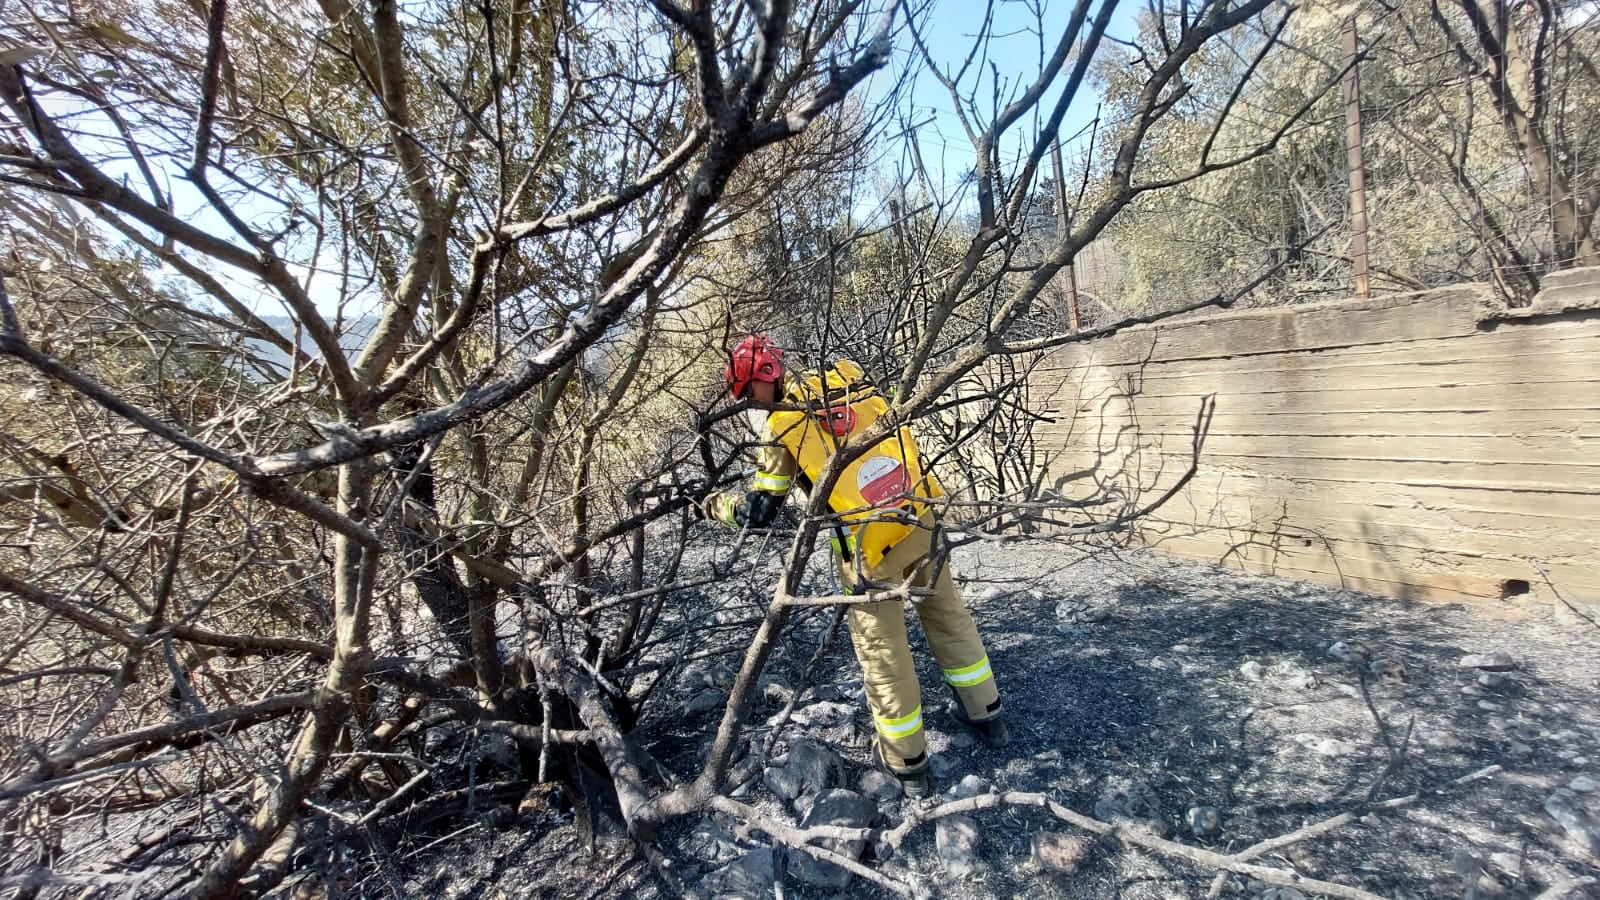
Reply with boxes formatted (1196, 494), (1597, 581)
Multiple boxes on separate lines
(1316, 738), (1358, 757)
(790, 701), (854, 728)
(1545, 789), (1600, 854)
(1368, 657), (1408, 684)
(1093, 778), (1168, 837)
(678, 662), (709, 689)
(1487, 852), (1522, 878)
(1270, 661), (1317, 690)
(703, 849), (775, 897)
(858, 769), (903, 803)
(1293, 733), (1357, 757)
(1186, 806), (1222, 836)
(1416, 729), (1465, 751)
(686, 818), (743, 864)
(947, 774), (991, 800)
(822, 721), (861, 749)
(788, 789), (878, 889)
(1031, 831), (1090, 874)
(810, 683), (850, 703)
(762, 738), (840, 802)
(1078, 605), (1111, 623)
(1327, 641), (1369, 663)
(1458, 651), (1516, 671)
(685, 689), (726, 715)
(1239, 661), (1266, 681)
(705, 662), (737, 688)
(935, 814), (982, 877)
(1449, 848), (1484, 878)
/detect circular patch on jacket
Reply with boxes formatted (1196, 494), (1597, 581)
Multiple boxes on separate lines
(819, 404), (856, 437)
(857, 455), (908, 507)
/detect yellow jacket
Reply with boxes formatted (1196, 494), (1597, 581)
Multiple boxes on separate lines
(706, 360), (941, 568)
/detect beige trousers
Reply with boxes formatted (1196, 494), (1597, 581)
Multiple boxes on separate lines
(838, 516), (1001, 774)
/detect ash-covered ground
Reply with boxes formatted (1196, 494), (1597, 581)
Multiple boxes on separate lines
(390, 528), (1600, 900)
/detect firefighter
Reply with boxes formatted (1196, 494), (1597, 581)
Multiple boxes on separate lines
(701, 334), (1007, 798)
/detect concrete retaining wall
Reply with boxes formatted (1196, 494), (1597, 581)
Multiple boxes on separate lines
(1031, 269), (1600, 620)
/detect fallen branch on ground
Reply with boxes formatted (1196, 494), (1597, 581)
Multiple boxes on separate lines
(710, 795), (914, 898)
(1356, 663), (1415, 801)
(697, 766), (1505, 900)
(1203, 764), (1504, 899)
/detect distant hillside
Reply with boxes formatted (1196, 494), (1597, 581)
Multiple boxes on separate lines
(246, 314), (376, 373)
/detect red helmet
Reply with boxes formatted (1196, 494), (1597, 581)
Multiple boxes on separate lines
(725, 335), (784, 399)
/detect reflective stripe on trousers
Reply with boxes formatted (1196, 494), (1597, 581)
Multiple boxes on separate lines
(874, 705), (923, 740)
(840, 513), (1000, 772)
(942, 655), (993, 688)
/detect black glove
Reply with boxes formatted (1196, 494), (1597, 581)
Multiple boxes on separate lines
(679, 478), (710, 520)
(738, 490), (782, 528)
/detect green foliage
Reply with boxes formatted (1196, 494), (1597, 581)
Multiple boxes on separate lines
(1093, 1), (1600, 308)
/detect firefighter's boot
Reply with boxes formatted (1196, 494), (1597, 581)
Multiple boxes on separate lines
(872, 737), (931, 800)
(947, 684), (1010, 748)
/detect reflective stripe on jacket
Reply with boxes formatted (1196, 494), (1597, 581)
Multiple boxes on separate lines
(703, 434), (797, 526)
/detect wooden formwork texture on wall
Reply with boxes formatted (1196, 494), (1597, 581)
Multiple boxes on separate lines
(1032, 270), (1600, 619)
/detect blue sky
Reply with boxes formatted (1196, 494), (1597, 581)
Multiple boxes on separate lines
(879, 0), (1145, 193)
(32, 2), (1147, 324)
